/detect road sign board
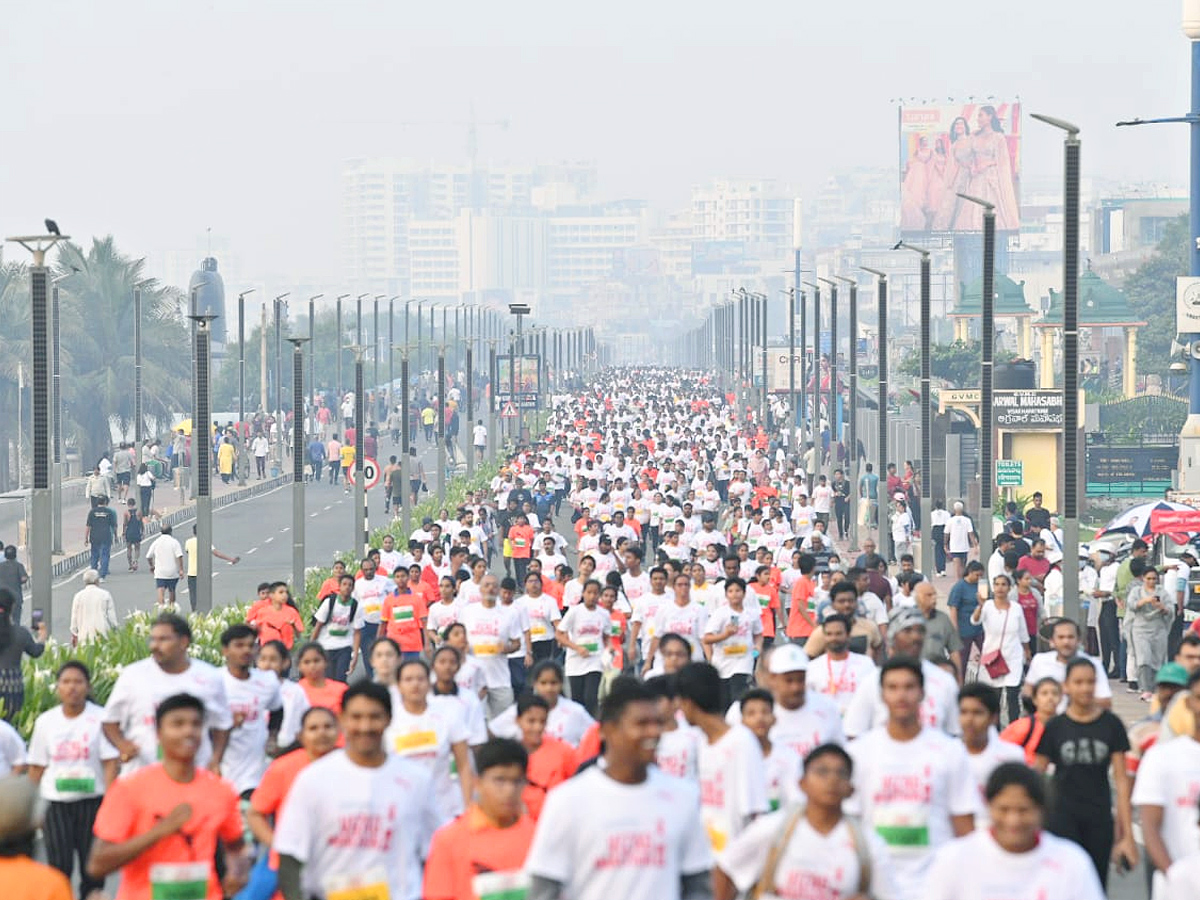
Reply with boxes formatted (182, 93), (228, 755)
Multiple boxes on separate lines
(500, 401), (518, 419)
(996, 459), (1023, 487)
(347, 456), (380, 489)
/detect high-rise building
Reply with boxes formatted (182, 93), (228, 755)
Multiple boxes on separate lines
(691, 179), (795, 254)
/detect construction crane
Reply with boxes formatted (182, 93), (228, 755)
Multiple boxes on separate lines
(395, 104), (510, 169)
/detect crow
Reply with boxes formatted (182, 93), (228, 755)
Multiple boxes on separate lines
(44, 218), (60, 236)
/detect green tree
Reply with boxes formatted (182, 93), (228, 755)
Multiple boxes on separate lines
(52, 238), (192, 468)
(1123, 214), (1188, 382)
(897, 340), (1016, 386)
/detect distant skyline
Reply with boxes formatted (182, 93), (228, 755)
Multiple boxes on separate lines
(2, 0), (1194, 289)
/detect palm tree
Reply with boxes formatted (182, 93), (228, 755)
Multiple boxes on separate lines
(52, 238), (192, 468)
(0, 259), (32, 490)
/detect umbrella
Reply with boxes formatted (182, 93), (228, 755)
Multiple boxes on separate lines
(1097, 501), (1196, 539)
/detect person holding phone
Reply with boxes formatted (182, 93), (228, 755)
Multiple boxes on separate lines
(0, 588), (47, 722)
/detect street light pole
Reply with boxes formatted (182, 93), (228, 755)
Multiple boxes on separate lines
(307, 294), (323, 424)
(335, 293), (350, 401)
(788, 287), (797, 455)
(374, 295), (384, 410)
(819, 278), (839, 484)
(1033, 113), (1083, 622)
(273, 293), (290, 477)
(188, 313), (217, 613)
(894, 241), (933, 579)
(5, 230), (66, 627)
(237, 290), (255, 486)
(862, 267), (888, 544)
(52, 274), (69, 555)
(349, 344), (368, 556)
(835, 275), (860, 549)
(437, 345), (447, 504)
(803, 282), (821, 465)
(959, 193), (997, 567)
(288, 337), (310, 595)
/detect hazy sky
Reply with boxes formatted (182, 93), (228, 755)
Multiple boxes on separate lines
(1, 0), (1192, 284)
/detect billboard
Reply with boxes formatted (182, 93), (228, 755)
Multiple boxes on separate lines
(496, 354), (541, 408)
(899, 101), (1021, 235)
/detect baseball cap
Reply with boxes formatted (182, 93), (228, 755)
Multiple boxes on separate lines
(0, 776), (43, 843)
(888, 606), (927, 634)
(1155, 662), (1189, 687)
(768, 642), (809, 674)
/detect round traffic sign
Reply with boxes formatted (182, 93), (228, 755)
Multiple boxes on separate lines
(347, 456), (380, 489)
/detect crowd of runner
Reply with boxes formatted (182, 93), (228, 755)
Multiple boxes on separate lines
(3, 367), (1200, 900)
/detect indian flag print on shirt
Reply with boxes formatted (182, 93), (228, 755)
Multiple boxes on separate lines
(393, 606), (415, 622)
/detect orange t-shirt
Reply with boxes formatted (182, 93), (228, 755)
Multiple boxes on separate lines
(299, 677), (348, 714)
(575, 722), (602, 767)
(422, 807), (536, 900)
(749, 583), (780, 638)
(508, 524), (535, 559)
(92, 765), (242, 900)
(786, 576), (817, 639)
(248, 603), (305, 649)
(522, 737), (578, 821)
(250, 749), (311, 869)
(1, 856), (72, 900)
(543, 579), (565, 608)
(381, 590), (428, 651)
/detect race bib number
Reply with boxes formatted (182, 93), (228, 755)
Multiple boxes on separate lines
(392, 607), (415, 622)
(150, 862), (210, 900)
(530, 622), (548, 638)
(328, 626), (349, 637)
(473, 642), (501, 657)
(581, 641), (600, 653)
(724, 643), (747, 657)
(472, 871), (529, 900)
(703, 812), (731, 852)
(874, 804), (930, 852)
(392, 730), (438, 755)
(54, 766), (96, 795)
(324, 868), (389, 900)
(363, 603), (381, 616)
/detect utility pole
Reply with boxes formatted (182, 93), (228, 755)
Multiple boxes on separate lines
(288, 337), (310, 596)
(188, 313), (217, 613)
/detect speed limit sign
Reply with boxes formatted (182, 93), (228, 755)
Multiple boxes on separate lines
(347, 456), (380, 489)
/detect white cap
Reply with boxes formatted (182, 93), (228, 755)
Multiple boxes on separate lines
(768, 642), (810, 674)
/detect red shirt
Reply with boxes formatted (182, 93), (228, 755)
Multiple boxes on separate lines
(508, 524), (535, 559)
(786, 575), (817, 639)
(381, 590), (428, 651)
(523, 737), (578, 821)
(1016, 591), (1040, 640)
(248, 603), (305, 649)
(299, 677), (348, 714)
(749, 582), (780, 638)
(250, 749), (312, 867)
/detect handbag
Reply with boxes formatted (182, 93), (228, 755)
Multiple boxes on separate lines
(981, 606), (1011, 679)
(753, 806), (873, 900)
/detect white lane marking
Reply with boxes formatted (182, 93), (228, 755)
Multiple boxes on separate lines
(310, 512), (319, 518)
(281, 527), (290, 533)
(264, 536), (274, 544)
(246, 547), (258, 554)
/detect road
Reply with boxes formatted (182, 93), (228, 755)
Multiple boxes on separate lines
(45, 437), (455, 638)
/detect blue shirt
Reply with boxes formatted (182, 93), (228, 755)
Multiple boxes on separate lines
(859, 472), (879, 500)
(947, 578), (983, 638)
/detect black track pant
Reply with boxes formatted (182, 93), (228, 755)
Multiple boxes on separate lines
(44, 796), (105, 897)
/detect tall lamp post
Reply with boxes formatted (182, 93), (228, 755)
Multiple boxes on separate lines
(5, 229), (67, 626)
(437, 344), (447, 503)
(958, 193), (997, 567)
(388, 295), (400, 410)
(786, 287), (798, 454)
(819, 278), (839, 484)
(273, 293), (290, 475)
(862, 267), (888, 544)
(348, 344), (368, 556)
(51, 272), (74, 555)
(188, 313), (218, 613)
(834, 275), (860, 549)
(802, 282), (821, 462)
(237, 289), (255, 486)
(335, 294), (350, 400)
(287, 337), (310, 594)
(399, 347), (411, 534)
(1033, 112), (1083, 622)
(894, 241), (933, 580)
(307, 294), (323, 421)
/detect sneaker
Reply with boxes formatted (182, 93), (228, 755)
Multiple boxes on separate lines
(1127, 683), (1139, 693)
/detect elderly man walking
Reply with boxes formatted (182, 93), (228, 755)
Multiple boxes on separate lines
(70, 569), (118, 647)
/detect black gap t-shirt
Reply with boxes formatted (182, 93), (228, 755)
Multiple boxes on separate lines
(85, 507), (116, 543)
(1038, 709), (1130, 815)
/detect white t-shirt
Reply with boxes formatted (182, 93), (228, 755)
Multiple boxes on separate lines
(1022, 651), (1112, 708)
(525, 765), (713, 900)
(718, 811), (900, 900)
(458, 603), (523, 689)
(842, 659), (960, 739)
(806, 652), (879, 715)
(704, 606), (763, 678)
(651, 601), (708, 662)
(27, 702), (119, 801)
(277, 678), (311, 748)
(488, 696), (594, 747)
(503, 598), (533, 660)
(923, 828), (1105, 900)
(1167, 852), (1200, 900)
(846, 727), (980, 899)
(426, 600), (462, 639)
(102, 657), (233, 772)
(221, 668), (284, 794)
(762, 743), (804, 812)
(273, 750), (440, 900)
(314, 594), (366, 651)
(0, 719), (24, 777)
(145, 535), (184, 578)
(1130, 735), (1200, 865)
(352, 575), (391, 625)
(964, 733), (1027, 829)
(698, 724), (771, 852)
(656, 724), (702, 781)
(631, 592), (672, 656)
(558, 604), (611, 676)
(524, 593), (562, 645)
(945, 515), (974, 553)
(473, 424), (488, 446)
(384, 699), (470, 824)
(430, 690), (489, 747)
(975, 601), (1030, 689)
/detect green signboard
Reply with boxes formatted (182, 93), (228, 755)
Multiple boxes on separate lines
(997, 459), (1023, 487)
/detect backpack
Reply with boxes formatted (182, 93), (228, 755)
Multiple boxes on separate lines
(311, 592), (357, 628)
